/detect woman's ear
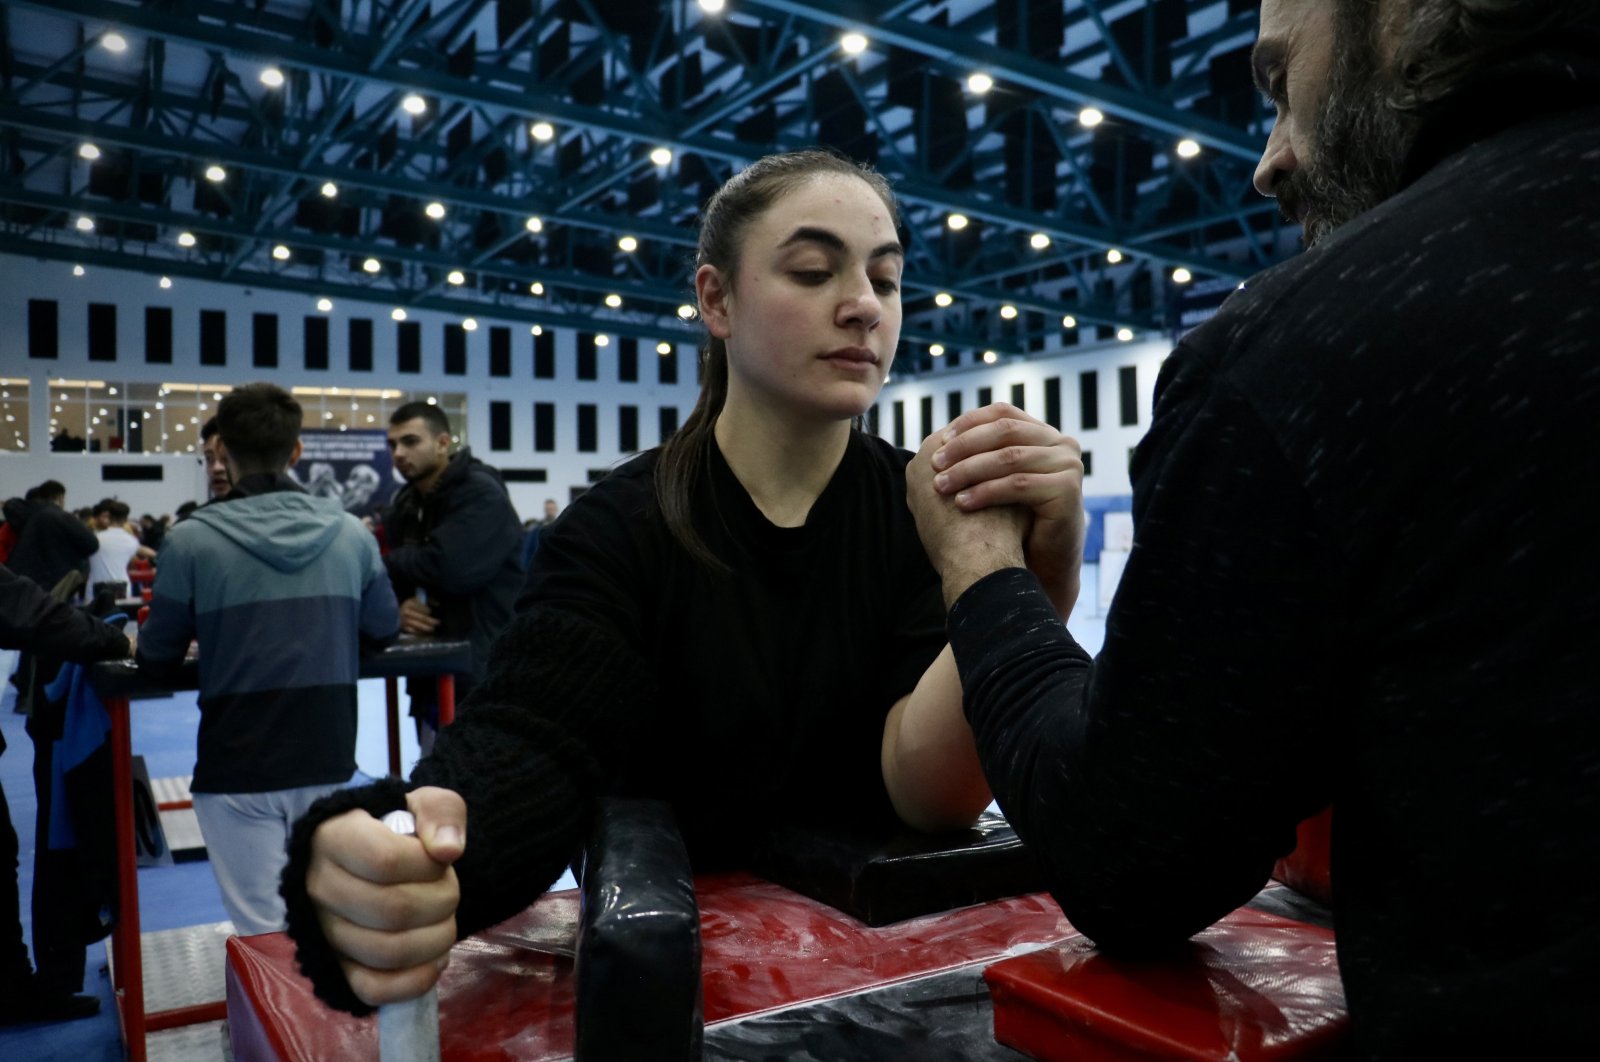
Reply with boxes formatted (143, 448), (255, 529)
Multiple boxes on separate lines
(695, 263), (733, 340)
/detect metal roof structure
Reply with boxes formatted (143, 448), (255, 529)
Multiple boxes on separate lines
(0, 0), (1293, 373)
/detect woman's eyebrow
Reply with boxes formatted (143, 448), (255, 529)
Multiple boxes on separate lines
(779, 226), (904, 260)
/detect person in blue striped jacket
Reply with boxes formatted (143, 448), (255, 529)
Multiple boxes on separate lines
(138, 383), (400, 936)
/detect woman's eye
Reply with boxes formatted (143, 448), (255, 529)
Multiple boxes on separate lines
(792, 270), (830, 284)
(873, 278), (900, 295)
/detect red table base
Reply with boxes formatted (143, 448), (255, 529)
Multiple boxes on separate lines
(984, 906), (1348, 1062)
(226, 872), (1077, 1061)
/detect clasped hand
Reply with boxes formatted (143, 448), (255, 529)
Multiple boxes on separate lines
(907, 402), (1085, 618)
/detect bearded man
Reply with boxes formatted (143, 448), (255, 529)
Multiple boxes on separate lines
(907, 1), (1600, 1056)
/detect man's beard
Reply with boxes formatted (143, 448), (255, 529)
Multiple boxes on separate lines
(1277, 5), (1419, 247)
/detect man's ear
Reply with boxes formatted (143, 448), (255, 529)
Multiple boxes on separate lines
(695, 263), (732, 340)
(288, 438), (303, 469)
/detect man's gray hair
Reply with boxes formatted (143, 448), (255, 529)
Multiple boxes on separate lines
(1387, 0), (1599, 110)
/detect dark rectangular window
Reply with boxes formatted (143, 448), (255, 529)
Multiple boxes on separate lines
(577, 403), (597, 452)
(1010, 382), (1026, 412)
(977, 386), (992, 407)
(866, 404), (880, 436)
(253, 312), (279, 368)
(489, 400), (511, 451)
(145, 306), (172, 364)
(947, 391), (962, 423)
(658, 406), (679, 442)
(1079, 371), (1099, 430)
(1082, 450), (1093, 477)
(88, 303), (117, 362)
(397, 321), (421, 373)
(618, 338), (638, 383)
(489, 326), (511, 377)
(618, 404), (638, 452)
(892, 400), (906, 448)
(534, 330), (555, 378)
(28, 299), (58, 359)
(500, 469), (548, 483)
(444, 324), (467, 375)
(100, 465), (163, 482)
(1118, 365), (1139, 426)
(1044, 376), (1062, 430)
(533, 402), (556, 451)
(919, 396), (934, 441)
(658, 343), (678, 384)
(304, 316), (330, 370)
(349, 318), (374, 372)
(577, 334), (597, 380)
(200, 309), (227, 366)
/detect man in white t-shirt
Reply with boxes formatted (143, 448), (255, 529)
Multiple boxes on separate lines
(88, 499), (151, 595)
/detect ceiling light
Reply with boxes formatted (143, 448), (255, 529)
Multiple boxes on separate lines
(982, 350), (998, 364)
(677, 304), (697, 319)
(447, 270), (465, 285)
(525, 216), (543, 233)
(1029, 232), (1050, 250)
(363, 257), (381, 273)
(1062, 314), (1077, 329)
(698, 0), (726, 13)
(929, 344), (945, 357)
(72, 265), (85, 277)
(272, 244), (290, 260)
(529, 281), (545, 295)
(320, 181), (338, 198)
(78, 143), (101, 161)
(999, 304), (1018, 320)
(203, 164), (227, 182)
(595, 335), (611, 347)
(1117, 327), (1134, 342)
(101, 32), (128, 53)
(530, 121), (555, 141)
(316, 297), (333, 312)
(259, 67), (285, 89)
(967, 72), (994, 95)
(159, 276), (172, 289)
(462, 318), (478, 332)
(649, 146), (673, 167)
(1172, 267), (1193, 284)
(425, 201), (446, 219)
(177, 231), (196, 247)
(402, 94), (426, 115)
(618, 235), (638, 252)
(75, 216), (94, 232)
(657, 342), (672, 355)
(946, 213), (969, 231)
(1176, 138), (1201, 159)
(841, 32), (869, 55)
(934, 292), (953, 307)
(1106, 248), (1123, 264)
(391, 307), (407, 321)
(531, 325), (543, 335)
(1079, 107), (1105, 128)
(605, 294), (623, 308)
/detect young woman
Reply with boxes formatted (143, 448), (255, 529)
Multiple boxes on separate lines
(280, 150), (1080, 1013)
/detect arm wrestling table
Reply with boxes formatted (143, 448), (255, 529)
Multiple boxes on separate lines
(88, 636), (473, 1062)
(223, 803), (1344, 1062)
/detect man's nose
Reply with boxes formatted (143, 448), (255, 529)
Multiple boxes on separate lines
(1253, 121), (1298, 198)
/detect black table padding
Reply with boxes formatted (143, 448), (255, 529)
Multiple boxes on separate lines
(748, 810), (1045, 927)
(575, 798), (703, 1061)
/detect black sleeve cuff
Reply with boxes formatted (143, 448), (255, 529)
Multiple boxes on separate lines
(280, 777), (414, 1017)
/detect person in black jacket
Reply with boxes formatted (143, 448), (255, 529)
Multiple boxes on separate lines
(907, 1), (1600, 1057)
(381, 402), (523, 752)
(2, 482), (98, 595)
(1, 562), (130, 1026)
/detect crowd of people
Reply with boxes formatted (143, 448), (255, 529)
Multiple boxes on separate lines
(0, 0), (1595, 1054)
